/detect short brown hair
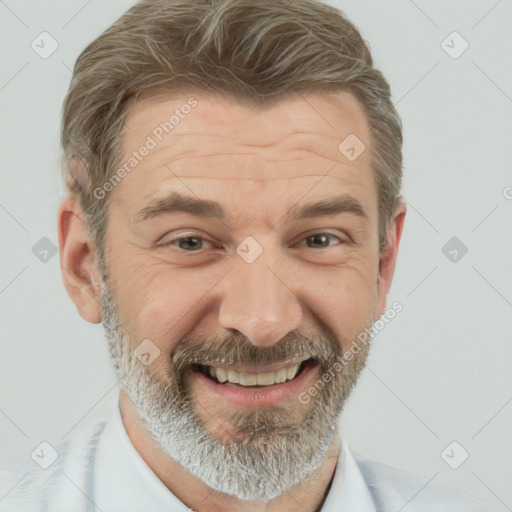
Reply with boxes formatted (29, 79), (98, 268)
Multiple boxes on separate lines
(61, 0), (403, 258)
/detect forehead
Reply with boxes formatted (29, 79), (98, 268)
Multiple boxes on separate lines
(114, 91), (376, 221)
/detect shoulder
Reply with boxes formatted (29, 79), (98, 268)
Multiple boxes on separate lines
(353, 451), (496, 512)
(0, 418), (108, 512)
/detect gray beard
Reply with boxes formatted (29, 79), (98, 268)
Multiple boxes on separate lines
(98, 275), (372, 500)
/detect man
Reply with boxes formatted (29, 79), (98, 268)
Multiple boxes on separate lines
(0, 0), (495, 510)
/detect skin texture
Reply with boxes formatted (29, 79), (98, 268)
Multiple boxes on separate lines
(58, 91), (406, 512)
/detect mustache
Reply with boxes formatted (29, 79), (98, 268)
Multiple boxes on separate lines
(171, 330), (344, 374)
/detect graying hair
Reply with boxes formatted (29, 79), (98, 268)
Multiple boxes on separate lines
(61, 0), (403, 262)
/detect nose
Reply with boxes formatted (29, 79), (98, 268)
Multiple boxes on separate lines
(217, 248), (304, 348)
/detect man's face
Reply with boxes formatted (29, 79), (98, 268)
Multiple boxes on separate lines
(98, 91), (386, 499)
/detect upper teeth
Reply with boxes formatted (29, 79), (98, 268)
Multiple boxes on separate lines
(208, 364), (300, 386)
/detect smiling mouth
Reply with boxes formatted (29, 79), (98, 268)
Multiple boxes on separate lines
(192, 359), (315, 389)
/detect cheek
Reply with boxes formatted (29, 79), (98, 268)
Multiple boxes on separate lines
(109, 256), (218, 350)
(319, 287), (376, 352)
(304, 257), (377, 351)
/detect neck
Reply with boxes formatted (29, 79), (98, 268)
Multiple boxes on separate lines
(119, 389), (341, 512)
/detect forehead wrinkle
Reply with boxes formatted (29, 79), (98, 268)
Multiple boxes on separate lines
(158, 156), (345, 173)
(121, 107), (362, 172)
(122, 109), (343, 155)
(122, 133), (332, 159)
(119, 95), (374, 198)
(130, 138), (362, 180)
(128, 149), (358, 184)
(138, 174), (354, 183)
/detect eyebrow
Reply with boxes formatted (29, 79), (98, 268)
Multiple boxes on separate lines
(136, 192), (228, 222)
(135, 191), (368, 223)
(289, 194), (367, 221)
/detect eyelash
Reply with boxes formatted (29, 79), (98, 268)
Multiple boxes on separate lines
(160, 232), (345, 254)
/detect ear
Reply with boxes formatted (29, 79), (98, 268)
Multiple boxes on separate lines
(57, 195), (102, 323)
(376, 202), (407, 318)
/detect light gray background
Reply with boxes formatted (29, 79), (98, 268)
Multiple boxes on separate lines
(1, 0), (511, 509)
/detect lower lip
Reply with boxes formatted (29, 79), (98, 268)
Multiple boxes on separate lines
(192, 361), (319, 407)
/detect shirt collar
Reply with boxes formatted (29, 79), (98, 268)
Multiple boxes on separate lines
(93, 397), (185, 511)
(320, 436), (376, 511)
(94, 396), (376, 511)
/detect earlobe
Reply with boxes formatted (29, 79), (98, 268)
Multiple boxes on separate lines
(376, 202), (407, 317)
(57, 195), (103, 324)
